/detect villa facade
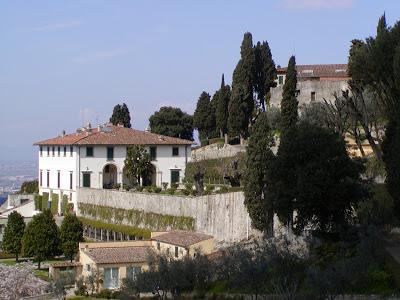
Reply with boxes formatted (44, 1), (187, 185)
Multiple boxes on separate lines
(34, 124), (192, 211)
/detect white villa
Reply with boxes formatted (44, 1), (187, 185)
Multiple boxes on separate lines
(34, 123), (193, 210)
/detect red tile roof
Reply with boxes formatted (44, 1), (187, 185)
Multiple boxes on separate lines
(277, 64), (349, 79)
(34, 124), (193, 146)
(84, 246), (150, 264)
(152, 230), (213, 248)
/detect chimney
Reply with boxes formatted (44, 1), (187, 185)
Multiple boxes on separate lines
(97, 124), (102, 132)
(145, 125), (151, 132)
(61, 130), (66, 137)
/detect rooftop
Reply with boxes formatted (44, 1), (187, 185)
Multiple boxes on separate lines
(84, 246), (151, 264)
(152, 230), (213, 248)
(34, 124), (193, 146)
(277, 64), (349, 79)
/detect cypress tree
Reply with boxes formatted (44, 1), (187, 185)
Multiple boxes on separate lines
(193, 91), (215, 140)
(2, 211), (25, 262)
(60, 214), (84, 262)
(228, 32), (256, 138)
(280, 56), (298, 136)
(243, 112), (275, 234)
(254, 41), (277, 111)
(215, 74), (231, 138)
(110, 103), (131, 128)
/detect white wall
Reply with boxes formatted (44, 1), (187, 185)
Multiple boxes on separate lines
(79, 144), (190, 189)
(38, 145), (78, 210)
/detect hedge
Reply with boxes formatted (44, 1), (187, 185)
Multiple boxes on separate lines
(42, 192), (49, 211)
(78, 203), (195, 231)
(51, 193), (59, 215)
(79, 217), (151, 239)
(34, 195), (42, 211)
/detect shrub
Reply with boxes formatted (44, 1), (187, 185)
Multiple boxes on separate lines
(162, 182), (168, 190)
(209, 138), (225, 145)
(182, 189), (191, 196)
(42, 192), (49, 211)
(136, 186), (144, 192)
(51, 194), (59, 215)
(217, 186), (229, 194)
(205, 185), (215, 193)
(145, 186), (154, 193)
(167, 188), (176, 195)
(153, 187), (162, 193)
(200, 139), (209, 146)
(34, 195), (42, 211)
(112, 183), (121, 190)
(171, 183), (179, 189)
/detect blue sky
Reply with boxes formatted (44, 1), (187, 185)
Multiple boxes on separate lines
(0, 0), (399, 161)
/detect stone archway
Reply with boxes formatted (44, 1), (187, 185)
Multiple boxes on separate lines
(142, 164), (157, 186)
(103, 164), (117, 189)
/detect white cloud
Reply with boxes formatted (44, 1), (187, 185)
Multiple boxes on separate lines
(72, 49), (127, 64)
(24, 20), (83, 32)
(280, 0), (355, 9)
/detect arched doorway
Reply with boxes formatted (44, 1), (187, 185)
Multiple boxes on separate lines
(103, 164), (117, 189)
(142, 164), (157, 186)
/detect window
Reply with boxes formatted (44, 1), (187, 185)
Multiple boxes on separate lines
(47, 146), (50, 156)
(57, 146), (60, 156)
(70, 172), (73, 190)
(39, 170), (42, 187)
(39, 146), (43, 157)
(171, 170), (180, 184)
(63, 146), (67, 156)
(70, 146), (73, 157)
(150, 146), (157, 161)
(126, 267), (141, 281)
(107, 147), (114, 161)
(295, 89), (301, 97)
(57, 171), (60, 188)
(47, 171), (50, 188)
(157, 242), (160, 250)
(278, 75), (284, 85)
(86, 147), (94, 157)
(172, 147), (179, 156)
(311, 91), (316, 101)
(175, 246), (179, 258)
(103, 267), (119, 289)
(52, 146), (55, 156)
(83, 173), (91, 188)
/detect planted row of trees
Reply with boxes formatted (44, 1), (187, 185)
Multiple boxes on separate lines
(2, 211), (83, 268)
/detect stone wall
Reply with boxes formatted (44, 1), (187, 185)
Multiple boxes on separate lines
(191, 144), (246, 161)
(77, 188), (258, 244)
(270, 80), (349, 108)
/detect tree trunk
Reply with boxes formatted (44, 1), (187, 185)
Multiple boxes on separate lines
(362, 124), (383, 161)
(15, 253), (19, 263)
(38, 260), (41, 270)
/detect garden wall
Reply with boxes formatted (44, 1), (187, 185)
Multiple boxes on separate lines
(77, 188), (259, 244)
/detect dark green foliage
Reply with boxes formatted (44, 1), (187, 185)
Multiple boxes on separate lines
(19, 180), (38, 194)
(215, 74), (231, 137)
(193, 91), (215, 139)
(124, 145), (152, 186)
(23, 209), (60, 269)
(60, 214), (84, 262)
(254, 41), (277, 111)
(110, 103), (131, 128)
(348, 15), (400, 220)
(228, 32), (256, 138)
(42, 192), (49, 211)
(243, 112), (275, 233)
(267, 122), (366, 234)
(149, 106), (194, 140)
(34, 195), (42, 211)
(280, 56), (298, 136)
(2, 211), (25, 261)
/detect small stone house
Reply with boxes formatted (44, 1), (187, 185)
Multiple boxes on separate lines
(72, 231), (214, 291)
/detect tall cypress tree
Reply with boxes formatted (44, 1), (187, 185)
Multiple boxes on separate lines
(110, 103), (132, 128)
(193, 91), (215, 140)
(254, 41), (277, 111)
(215, 74), (231, 138)
(228, 32), (255, 138)
(243, 112), (275, 234)
(280, 56), (298, 136)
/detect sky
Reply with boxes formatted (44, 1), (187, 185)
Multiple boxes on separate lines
(0, 0), (399, 161)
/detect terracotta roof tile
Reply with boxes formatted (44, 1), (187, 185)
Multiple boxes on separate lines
(152, 231), (213, 248)
(277, 64), (349, 79)
(85, 246), (150, 264)
(34, 125), (193, 146)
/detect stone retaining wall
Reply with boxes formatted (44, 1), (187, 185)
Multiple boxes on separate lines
(77, 188), (258, 244)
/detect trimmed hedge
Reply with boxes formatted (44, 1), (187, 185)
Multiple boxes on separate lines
(61, 195), (69, 215)
(51, 193), (59, 215)
(34, 195), (42, 211)
(42, 192), (49, 211)
(79, 217), (151, 239)
(78, 203), (195, 231)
